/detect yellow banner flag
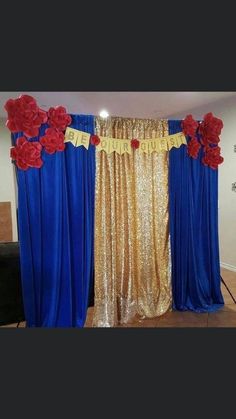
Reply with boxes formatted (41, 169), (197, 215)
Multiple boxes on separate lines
(77, 132), (90, 149)
(110, 139), (121, 154)
(159, 138), (168, 151)
(167, 136), (178, 150)
(96, 137), (110, 153)
(120, 139), (131, 155)
(64, 127), (79, 146)
(139, 140), (149, 154)
(65, 127), (90, 149)
(148, 139), (161, 153)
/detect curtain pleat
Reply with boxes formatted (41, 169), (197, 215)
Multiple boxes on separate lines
(93, 117), (172, 327)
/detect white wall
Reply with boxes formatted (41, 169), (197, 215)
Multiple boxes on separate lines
(169, 96), (236, 270)
(0, 118), (18, 241)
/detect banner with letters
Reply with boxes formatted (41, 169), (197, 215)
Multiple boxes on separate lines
(64, 127), (187, 155)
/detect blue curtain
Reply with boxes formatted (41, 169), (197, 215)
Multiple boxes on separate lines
(168, 120), (224, 312)
(13, 115), (95, 327)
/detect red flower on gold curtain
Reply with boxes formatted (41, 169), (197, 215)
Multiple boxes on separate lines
(199, 112), (223, 146)
(202, 146), (224, 170)
(131, 139), (140, 149)
(181, 115), (199, 138)
(47, 106), (72, 131)
(90, 135), (101, 146)
(5, 95), (48, 138)
(40, 128), (65, 154)
(187, 137), (201, 159)
(10, 137), (43, 170)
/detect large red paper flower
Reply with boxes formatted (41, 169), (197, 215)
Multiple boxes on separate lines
(40, 128), (65, 154)
(131, 139), (140, 149)
(90, 135), (100, 146)
(5, 95), (47, 138)
(47, 106), (72, 131)
(199, 112), (223, 146)
(187, 137), (201, 159)
(181, 115), (199, 138)
(10, 137), (43, 170)
(202, 145), (224, 170)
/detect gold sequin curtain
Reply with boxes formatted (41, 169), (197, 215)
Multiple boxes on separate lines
(93, 117), (172, 327)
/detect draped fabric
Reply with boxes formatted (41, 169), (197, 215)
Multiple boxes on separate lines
(13, 115), (95, 327)
(93, 117), (172, 327)
(168, 120), (224, 312)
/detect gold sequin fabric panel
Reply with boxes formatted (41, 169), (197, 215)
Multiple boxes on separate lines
(93, 117), (172, 327)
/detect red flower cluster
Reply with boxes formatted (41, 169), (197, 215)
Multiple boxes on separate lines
(10, 137), (43, 170)
(5, 95), (48, 138)
(131, 139), (140, 149)
(40, 128), (65, 154)
(182, 112), (224, 169)
(48, 106), (72, 131)
(90, 135), (100, 146)
(202, 146), (224, 170)
(181, 115), (199, 138)
(199, 112), (223, 146)
(187, 137), (201, 159)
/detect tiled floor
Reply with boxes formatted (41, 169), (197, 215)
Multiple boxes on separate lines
(1, 268), (236, 328)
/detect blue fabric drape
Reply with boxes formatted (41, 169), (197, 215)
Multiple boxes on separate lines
(168, 120), (224, 312)
(13, 115), (95, 327)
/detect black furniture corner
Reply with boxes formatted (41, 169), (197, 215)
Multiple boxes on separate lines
(0, 242), (25, 326)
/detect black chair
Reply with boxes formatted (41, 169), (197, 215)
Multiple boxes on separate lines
(0, 242), (25, 326)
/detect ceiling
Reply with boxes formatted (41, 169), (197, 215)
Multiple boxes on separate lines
(1, 92), (236, 120)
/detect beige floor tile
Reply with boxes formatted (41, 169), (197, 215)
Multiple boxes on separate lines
(220, 304), (236, 312)
(221, 287), (235, 304)
(208, 311), (236, 327)
(225, 284), (236, 291)
(222, 287), (236, 301)
(223, 277), (236, 285)
(222, 294), (234, 305)
(221, 268), (236, 276)
(221, 270), (236, 286)
(155, 311), (208, 328)
(120, 311), (208, 328)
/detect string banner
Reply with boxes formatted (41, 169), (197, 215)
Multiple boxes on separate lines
(65, 128), (187, 154)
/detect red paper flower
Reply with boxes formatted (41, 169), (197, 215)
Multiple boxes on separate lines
(40, 128), (65, 154)
(5, 95), (47, 138)
(202, 146), (224, 170)
(131, 139), (140, 149)
(199, 112), (223, 146)
(187, 137), (201, 159)
(181, 115), (199, 138)
(90, 135), (100, 146)
(10, 136), (43, 170)
(47, 106), (72, 131)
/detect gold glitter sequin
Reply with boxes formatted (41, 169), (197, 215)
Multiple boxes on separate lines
(93, 117), (172, 327)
